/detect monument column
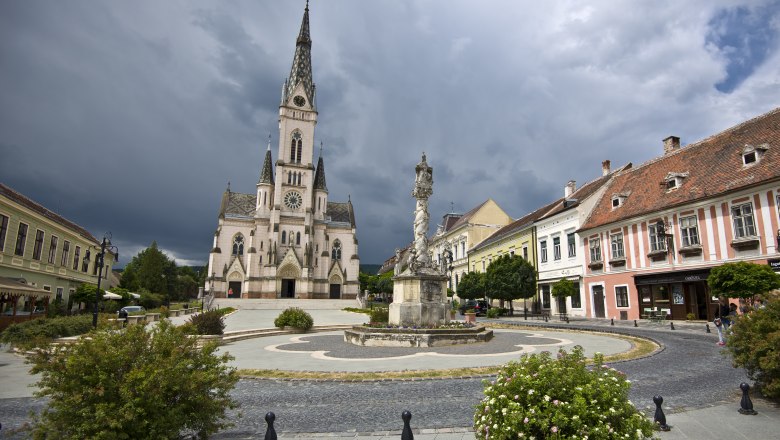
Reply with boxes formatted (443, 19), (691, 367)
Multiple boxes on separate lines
(389, 153), (449, 327)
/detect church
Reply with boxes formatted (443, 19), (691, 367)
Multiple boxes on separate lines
(206, 3), (359, 299)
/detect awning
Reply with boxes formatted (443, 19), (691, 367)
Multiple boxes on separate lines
(129, 292), (140, 299)
(103, 291), (122, 300)
(0, 276), (52, 298)
(634, 269), (711, 285)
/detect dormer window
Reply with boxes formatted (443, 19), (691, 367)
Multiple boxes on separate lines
(664, 172), (689, 192)
(742, 144), (768, 166)
(611, 193), (629, 209)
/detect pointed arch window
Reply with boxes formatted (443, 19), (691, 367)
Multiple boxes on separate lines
(297, 139), (302, 163)
(281, 231), (287, 244)
(331, 240), (342, 260)
(232, 234), (244, 256)
(296, 232), (301, 245)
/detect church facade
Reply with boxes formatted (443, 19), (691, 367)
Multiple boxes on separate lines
(206, 3), (359, 299)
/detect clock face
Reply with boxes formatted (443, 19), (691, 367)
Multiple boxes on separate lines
(293, 95), (306, 107)
(284, 191), (303, 210)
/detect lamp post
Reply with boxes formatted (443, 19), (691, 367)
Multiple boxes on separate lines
(92, 233), (119, 329)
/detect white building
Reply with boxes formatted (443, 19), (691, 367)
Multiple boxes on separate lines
(205, 3), (359, 299)
(535, 161), (625, 317)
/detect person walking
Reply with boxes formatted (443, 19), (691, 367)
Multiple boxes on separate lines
(714, 296), (731, 346)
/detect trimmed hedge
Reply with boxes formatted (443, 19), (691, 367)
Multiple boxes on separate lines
(0, 315), (98, 348)
(274, 307), (313, 331)
(188, 310), (226, 335)
(369, 307), (389, 324)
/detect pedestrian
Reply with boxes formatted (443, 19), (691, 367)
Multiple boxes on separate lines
(714, 296), (730, 346)
(738, 298), (750, 315)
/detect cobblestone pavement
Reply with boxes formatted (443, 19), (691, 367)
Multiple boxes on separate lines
(0, 318), (763, 439)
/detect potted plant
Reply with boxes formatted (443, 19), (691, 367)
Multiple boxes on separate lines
(464, 308), (477, 323)
(450, 299), (459, 319)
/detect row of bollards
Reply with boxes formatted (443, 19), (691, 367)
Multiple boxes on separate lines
(654, 383), (758, 431)
(262, 410), (416, 439)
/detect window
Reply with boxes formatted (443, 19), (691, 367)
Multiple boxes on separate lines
(571, 290), (581, 308)
(0, 214), (8, 252)
(615, 286), (629, 308)
(541, 285), (551, 309)
(32, 229), (44, 260)
(567, 233), (576, 258)
(73, 246), (81, 270)
(93, 253), (100, 275)
(666, 179), (677, 189)
(15, 223), (28, 256)
(281, 231), (287, 244)
(82, 250), (90, 272)
(48, 236), (58, 264)
(522, 246), (528, 260)
(612, 198), (620, 208)
(296, 232), (301, 245)
(648, 223), (667, 252)
(61, 241), (70, 267)
(732, 203), (756, 238)
(553, 237), (561, 260)
(232, 234), (244, 256)
(611, 233), (625, 259)
(589, 238), (602, 262)
(743, 151), (756, 164)
(290, 132), (301, 162)
(540, 240), (548, 263)
(680, 216), (699, 247)
(331, 240), (342, 260)
(461, 242), (465, 257)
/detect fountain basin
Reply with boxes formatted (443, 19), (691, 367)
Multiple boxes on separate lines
(344, 324), (494, 347)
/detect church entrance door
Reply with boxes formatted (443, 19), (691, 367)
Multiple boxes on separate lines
(228, 282), (242, 299)
(281, 279), (295, 298)
(329, 284), (341, 299)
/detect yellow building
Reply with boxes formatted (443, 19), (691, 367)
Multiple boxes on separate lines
(430, 199), (512, 292)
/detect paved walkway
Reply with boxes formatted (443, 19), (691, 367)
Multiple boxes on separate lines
(2, 303), (779, 439)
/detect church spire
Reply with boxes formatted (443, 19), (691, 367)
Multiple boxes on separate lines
(313, 142), (327, 191)
(258, 134), (275, 185)
(283, 1), (315, 110)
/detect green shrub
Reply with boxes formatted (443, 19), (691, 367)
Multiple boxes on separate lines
(474, 346), (654, 439)
(215, 307), (235, 317)
(343, 307), (372, 315)
(727, 295), (780, 398)
(0, 315), (99, 348)
(486, 308), (500, 319)
(274, 307), (313, 331)
(28, 320), (238, 439)
(369, 307), (389, 323)
(188, 310), (226, 335)
(139, 292), (165, 310)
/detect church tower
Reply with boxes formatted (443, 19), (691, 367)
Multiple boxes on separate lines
(207, 2), (359, 300)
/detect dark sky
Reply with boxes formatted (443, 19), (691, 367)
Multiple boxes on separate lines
(2, 1), (779, 267)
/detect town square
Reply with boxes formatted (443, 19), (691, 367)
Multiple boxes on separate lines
(2, 1), (780, 438)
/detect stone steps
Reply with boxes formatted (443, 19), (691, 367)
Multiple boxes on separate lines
(220, 324), (352, 343)
(214, 298), (359, 311)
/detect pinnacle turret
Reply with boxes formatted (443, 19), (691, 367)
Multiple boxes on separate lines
(313, 145), (327, 191)
(258, 135), (274, 185)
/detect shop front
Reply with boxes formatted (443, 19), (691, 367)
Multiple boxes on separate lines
(634, 269), (716, 321)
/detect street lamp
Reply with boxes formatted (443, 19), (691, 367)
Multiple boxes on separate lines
(92, 233), (119, 329)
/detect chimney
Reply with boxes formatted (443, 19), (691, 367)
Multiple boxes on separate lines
(565, 180), (576, 198)
(602, 160), (611, 176)
(663, 136), (680, 155)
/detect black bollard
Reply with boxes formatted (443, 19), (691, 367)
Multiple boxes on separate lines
(706, 323), (711, 333)
(670, 322), (675, 330)
(634, 319), (638, 327)
(653, 395), (670, 431)
(401, 410), (414, 440)
(264, 412), (277, 440)
(611, 318), (614, 326)
(738, 383), (758, 415)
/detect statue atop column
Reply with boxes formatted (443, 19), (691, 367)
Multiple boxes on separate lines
(409, 153), (433, 272)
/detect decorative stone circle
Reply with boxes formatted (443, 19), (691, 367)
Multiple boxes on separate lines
(344, 325), (494, 347)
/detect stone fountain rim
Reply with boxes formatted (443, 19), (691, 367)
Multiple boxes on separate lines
(348, 324), (490, 335)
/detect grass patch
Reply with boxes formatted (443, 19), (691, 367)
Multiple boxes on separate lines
(342, 307), (371, 315)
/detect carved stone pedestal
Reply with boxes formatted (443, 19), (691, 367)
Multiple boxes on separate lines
(389, 271), (449, 328)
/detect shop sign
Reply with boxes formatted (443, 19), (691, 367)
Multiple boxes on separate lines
(769, 258), (780, 272)
(635, 269), (710, 285)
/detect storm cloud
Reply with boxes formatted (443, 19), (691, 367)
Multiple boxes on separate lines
(2, 0), (779, 266)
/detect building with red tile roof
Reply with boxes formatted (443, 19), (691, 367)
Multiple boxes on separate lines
(578, 107), (780, 321)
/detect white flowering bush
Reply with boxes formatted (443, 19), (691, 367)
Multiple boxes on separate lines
(474, 346), (655, 439)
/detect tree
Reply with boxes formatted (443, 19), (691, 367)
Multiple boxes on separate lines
(708, 262), (780, 299)
(120, 241), (178, 300)
(29, 320), (238, 439)
(70, 283), (104, 311)
(485, 254), (537, 315)
(551, 278), (578, 311)
(457, 271), (486, 300)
